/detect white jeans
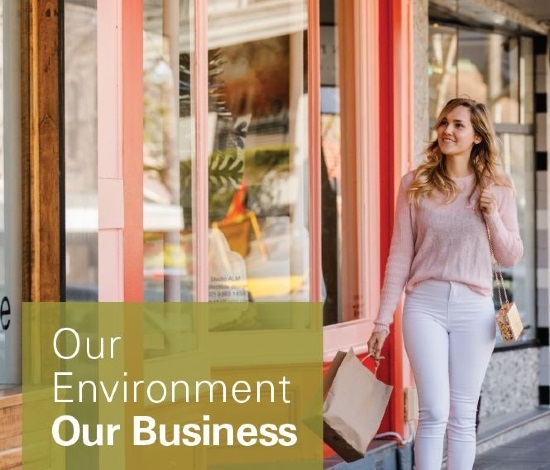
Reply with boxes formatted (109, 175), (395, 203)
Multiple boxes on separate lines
(403, 280), (495, 470)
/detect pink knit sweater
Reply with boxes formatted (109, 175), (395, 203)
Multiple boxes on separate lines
(374, 170), (523, 333)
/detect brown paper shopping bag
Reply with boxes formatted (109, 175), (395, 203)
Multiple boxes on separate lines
(323, 349), (393, 462)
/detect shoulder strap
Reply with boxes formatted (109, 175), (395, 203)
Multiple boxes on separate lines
(484, 217), (509, 307)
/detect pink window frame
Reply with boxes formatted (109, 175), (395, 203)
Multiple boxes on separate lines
(95, 0), (384, 326)
(97, 0), (143, 302)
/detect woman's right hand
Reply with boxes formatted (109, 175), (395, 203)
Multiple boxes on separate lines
(367, 330), (389, 360)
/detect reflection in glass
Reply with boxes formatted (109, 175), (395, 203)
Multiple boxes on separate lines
(206, 0), (309, 311)
(520, 37), (534, 125)
(457, 31), (519, 124)
(429, 24), (458, 118)
(64, 0), (98, 300)
(429, 27), (524, 125)
(143, 0), (193, 301)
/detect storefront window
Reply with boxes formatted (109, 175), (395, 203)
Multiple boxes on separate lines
(429, 23), (536, 343)
(205, 0), (308, 306)
(64, 0), (98, 301)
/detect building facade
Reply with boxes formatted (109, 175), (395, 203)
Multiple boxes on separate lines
(0, 0), (549, 468)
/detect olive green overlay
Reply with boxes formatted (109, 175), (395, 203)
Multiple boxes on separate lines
(23, 303), (323, 469)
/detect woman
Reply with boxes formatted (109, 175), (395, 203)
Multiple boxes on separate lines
(367, 98), (523, 469)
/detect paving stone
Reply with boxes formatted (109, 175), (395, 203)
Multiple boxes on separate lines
(474, 429), (550, 469)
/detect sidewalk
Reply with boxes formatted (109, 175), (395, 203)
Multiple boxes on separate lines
(324, 412), (550, 470)
(474, 428), (550, 470)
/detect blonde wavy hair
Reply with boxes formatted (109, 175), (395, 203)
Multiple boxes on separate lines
(408, 98), (511, 206)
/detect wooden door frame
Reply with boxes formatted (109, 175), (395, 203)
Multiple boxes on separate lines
(21, 0), (62, 302)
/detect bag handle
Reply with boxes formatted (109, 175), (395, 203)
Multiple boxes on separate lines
(361, 353), (383, 374)
(484, 216), (509, 308)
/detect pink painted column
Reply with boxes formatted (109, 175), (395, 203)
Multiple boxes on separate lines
(358, 0), (381, 320)
(378, 0), (415, 437)
(97, 0), (143, 301)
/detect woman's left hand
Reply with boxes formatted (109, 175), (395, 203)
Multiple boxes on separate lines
(479, 187), (497, 214)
